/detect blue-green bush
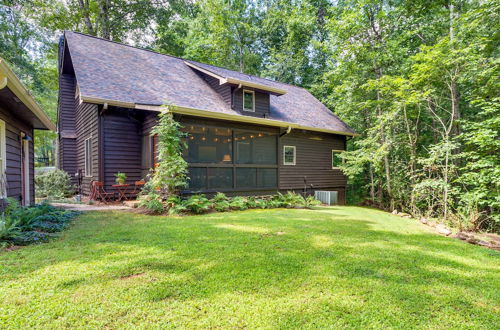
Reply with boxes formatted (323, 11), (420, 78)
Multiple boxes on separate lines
(0, 199), (79, 248)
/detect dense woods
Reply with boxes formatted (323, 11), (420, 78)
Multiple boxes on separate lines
(1, 0), (498, 231)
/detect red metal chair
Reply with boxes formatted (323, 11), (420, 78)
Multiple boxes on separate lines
(132, 180), (145, 196)
(90, 181), (114, 203)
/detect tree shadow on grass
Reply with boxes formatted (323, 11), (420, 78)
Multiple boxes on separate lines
(1, 210), (499, 327)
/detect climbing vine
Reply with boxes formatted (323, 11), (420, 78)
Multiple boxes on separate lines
(143, 105), (188, 200)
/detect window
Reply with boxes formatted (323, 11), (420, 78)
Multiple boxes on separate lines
(283, 146), (296, 165)
(332, 150), (343, 169)
(0, 120), (6, 198)
(243, 90), (255, 112)
(84, 138), (92, 177)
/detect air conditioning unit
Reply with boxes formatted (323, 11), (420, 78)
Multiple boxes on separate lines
(314, 191), (338, 205)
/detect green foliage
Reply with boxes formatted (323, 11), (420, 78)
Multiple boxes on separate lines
(5, 0), (498, 232)
(138, 193), (165, 215)
(229, 196), (249, 211)
(211, 193), (230, 212)
(183, 195), (211, 214)
(304, 195), (321, 209)
(145, 107), (189, 197)
(114, 172), (127, 184)
(0, 200), (79, 248)
(35, 169), (74, 199)
(273, 192), (305, 208)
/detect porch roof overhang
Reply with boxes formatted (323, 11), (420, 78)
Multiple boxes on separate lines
(81, 95), (359, 137)
(0, 58), (56, 131)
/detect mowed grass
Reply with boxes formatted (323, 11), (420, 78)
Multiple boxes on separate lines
(0, 207), (499, 329)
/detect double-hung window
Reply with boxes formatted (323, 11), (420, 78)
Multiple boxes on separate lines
(84, 137), (92, 177)
(283, 146), (296, 165)
(243, 90), (255, 112)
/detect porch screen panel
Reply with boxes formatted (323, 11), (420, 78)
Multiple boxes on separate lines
(188, 167), (206, 190)
(183, 124), (278, 192)
(183, 126), (232, 164)
(208, 168), (233, 189)
(235, 131), (277, 164)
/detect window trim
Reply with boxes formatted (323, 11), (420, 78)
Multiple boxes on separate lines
(331, 149), (343, 169)
(84, 137), (92, 177)
(242, 89), (255, 112)
(283, 145), (296, 166)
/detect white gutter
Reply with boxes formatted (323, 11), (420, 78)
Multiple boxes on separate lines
(80, 96), (358, 137)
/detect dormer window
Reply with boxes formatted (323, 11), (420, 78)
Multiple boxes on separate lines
(243, 90), (255, 112)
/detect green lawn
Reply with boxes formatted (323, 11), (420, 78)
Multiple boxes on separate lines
(1, 207), (499, 329)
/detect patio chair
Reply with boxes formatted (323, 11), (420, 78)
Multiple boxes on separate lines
(132, 180), (145, 195)
(90, 181), (115, 203)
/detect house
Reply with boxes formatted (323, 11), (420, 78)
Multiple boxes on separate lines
(57, 32), (356, 204)
(0, 58), (56, 206)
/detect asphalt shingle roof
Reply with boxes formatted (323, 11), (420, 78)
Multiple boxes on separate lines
(65, 31), (354, 135)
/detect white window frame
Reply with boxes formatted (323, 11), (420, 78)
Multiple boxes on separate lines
(84, 137), (92, 177)
(332, 149), (343, 169)
(0, 120), (6, 198)
(283, 145), (296, 165)
(242, 89), (255, 112)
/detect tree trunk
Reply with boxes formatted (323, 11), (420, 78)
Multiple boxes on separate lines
(99, 0), (111, 39)
(77, 0), (96, 35)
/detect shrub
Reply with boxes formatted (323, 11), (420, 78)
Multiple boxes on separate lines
(304, 196), (321, 209)
(0, 213), (21, 247)
(276, 192), (305, 208)
(139, 192), (165, 214)
(1, 201), (79, 248)
(35, 169), (74, 199)
(211, 193), (230, 212)
(166, 195), (187, 215)
(184, 194), (211, 214)
(230, 196), (248, 211)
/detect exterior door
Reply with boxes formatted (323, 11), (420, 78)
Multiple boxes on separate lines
(21, 138), (30, 205)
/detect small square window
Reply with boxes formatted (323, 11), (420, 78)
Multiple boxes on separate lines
(283, 146), (296, 165)
(243, 90), (255, 112)
(332, 150), (343, 169)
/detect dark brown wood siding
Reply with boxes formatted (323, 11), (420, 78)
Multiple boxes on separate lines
(0, 104), (35, 204)
(86, 109), (347, 203)
(57, 73), (78, 185)
(195, 72), (232, 105)
(279, 130), (347, 204)
(233, 88), (270, 118)
(75, 102), (99, 195)
(102, 108), (142, 194)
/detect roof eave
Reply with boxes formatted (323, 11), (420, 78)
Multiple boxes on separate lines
(184, 61), (287, 96)
(80, 95), (357, 136)
(0, 58), (56, 131)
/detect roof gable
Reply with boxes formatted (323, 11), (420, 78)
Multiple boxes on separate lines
(64, 31), (355, 136)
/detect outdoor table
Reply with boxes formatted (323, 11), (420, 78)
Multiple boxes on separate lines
(112, 184), (130, 202)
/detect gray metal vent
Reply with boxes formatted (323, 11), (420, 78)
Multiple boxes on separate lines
(314, 191), (338, 205)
